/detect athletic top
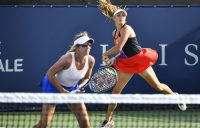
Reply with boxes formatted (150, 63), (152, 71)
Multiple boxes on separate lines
(114, 24), (142, 58)
(55, 52), (89, 87)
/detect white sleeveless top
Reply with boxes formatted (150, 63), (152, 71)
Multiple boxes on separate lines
(55, 52), (89, 87)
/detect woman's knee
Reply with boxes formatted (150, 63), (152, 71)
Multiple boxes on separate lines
(74, 104), (88, 117)
(79, 119), (90, 128)
(76, 111), (90, 128)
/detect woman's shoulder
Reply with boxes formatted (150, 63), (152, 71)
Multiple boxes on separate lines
(59, 52), (72, 64)
(123, 24), (133, 31)
(122, 24), (136, 37)
(64, 52), (73, 59)
(88, 55), (95, 66)
(112, 24), (132, 34)
(88, 55), (95, 62)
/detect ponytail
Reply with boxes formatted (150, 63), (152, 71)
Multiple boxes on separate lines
(98, 0), (119, 19)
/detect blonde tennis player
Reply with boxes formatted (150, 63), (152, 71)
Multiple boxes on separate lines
(33, 31), (95, 128)
(98, 0), (187, 127)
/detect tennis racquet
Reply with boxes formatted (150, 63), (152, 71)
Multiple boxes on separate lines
(87, 66), (118, 93)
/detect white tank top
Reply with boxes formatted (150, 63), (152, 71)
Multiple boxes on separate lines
(55, 52), (89, 87)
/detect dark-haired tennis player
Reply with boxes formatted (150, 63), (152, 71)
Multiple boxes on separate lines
(33, 31), (95, 128)
(98, 0), (187, 127)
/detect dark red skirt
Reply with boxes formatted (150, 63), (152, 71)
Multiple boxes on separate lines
(114, 48), (158, 74)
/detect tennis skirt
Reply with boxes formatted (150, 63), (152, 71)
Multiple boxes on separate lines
(114, 48), (158, 74)
(40, 76), (78, 93)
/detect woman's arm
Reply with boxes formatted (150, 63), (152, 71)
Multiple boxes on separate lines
(104, 25), (131, 56)
(46, 54), (71, 93)
(106, 53), (120, 66)
(78, 55), (95, 88)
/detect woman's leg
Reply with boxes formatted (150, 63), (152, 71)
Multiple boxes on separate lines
(68, 103), (90, 128)
(33, 104), (56, 128)
(106, 71), (133, 121)
(138, 66), (187, 111)
(138, 66), (174, 94)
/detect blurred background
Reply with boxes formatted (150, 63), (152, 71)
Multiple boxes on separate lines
(0, 0), (200, 5)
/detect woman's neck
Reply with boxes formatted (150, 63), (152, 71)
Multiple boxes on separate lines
(75, 52), (86, 64)
(115, 23), (126, 31)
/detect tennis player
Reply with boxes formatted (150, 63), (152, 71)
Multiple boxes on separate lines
(33, 31), (95, 128)
(98, 0), (187, 127)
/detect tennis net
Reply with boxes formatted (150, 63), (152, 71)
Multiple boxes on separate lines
(0, 93), (200, 128)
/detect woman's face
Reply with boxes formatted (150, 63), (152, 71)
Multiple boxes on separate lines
(113, 11), (126, 25)
(77, 42), (92, 55)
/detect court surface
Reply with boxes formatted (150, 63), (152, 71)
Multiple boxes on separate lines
(1, 109), (200, 128)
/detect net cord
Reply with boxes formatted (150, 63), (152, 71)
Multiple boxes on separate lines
(0, 93), (200, 104)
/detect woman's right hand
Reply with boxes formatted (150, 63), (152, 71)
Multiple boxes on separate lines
(107, 57), (115, 66)
(60, 88), (69, 93)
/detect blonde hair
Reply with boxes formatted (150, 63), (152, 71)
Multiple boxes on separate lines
(68, 31), (89, 52)
(98, 0), (119, 19)
(74, 31), (89, 40)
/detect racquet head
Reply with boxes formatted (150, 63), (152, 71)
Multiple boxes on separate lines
(88, 66), (118, 93)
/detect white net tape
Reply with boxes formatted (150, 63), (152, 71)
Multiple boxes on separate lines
(0, 93), (200, 104)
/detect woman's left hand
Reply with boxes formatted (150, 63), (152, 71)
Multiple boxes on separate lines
(103, 55), (109, 62)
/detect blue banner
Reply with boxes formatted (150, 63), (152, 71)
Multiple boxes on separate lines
(0, 6), (200, 93)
